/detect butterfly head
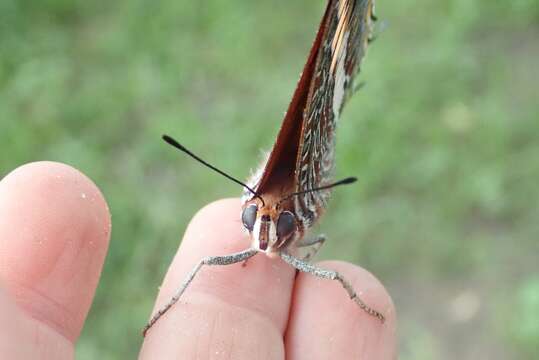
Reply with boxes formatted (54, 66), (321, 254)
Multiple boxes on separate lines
(241, 200), (298, 254)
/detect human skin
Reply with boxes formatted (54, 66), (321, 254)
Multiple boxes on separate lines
(0, 161), (396, 359)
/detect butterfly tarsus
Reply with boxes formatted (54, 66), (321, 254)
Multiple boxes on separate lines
(142, 248), (259, 337)
(297, 234), (327, 248)
(279, 251), (385, 323)
(295, 234), (326, 262)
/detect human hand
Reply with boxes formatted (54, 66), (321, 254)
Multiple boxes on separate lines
(141, 195), (397, 359)
(0, 162), (396, 359)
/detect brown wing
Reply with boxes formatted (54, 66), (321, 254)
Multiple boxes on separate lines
(252, 2), (333, 198)
(251, 0), (375, 226)
(294, 0), (376, 226)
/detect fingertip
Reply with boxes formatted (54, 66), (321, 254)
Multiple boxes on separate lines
(322, 261), (397, 348)
(0, 161), (111, 341)
(182, 198), (245, 255)
(318, 260), (396, 326)
(286, 260), (396, 360)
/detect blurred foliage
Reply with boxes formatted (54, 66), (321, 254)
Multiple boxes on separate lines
(504, 277), (539, 357)
(1, 0), (538, 358)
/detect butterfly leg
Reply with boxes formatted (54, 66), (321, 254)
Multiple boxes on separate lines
(279, 251), (385, 323)
(295, 234), (326, 261)
(143, 248), (259, 336)
(297, 234), (326, 247)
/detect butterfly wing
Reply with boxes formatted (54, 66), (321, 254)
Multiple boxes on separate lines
(244, 0), (375, 230)
(247, 2), (333, 199)
(294, 0), (376, 227)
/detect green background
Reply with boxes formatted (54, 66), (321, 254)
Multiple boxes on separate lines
(1, 0), (538, 358)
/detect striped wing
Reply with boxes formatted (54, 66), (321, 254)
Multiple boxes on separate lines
(294, 0), (376, 227)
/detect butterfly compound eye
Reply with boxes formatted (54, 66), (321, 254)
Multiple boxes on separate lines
(241, 204), (258, 232)
(276, 211), (296, 239)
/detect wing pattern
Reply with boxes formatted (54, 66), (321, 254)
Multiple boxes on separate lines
(294, 0), (375, 227)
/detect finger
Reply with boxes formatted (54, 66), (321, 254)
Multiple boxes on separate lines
(0, 287), (35, 359)
(285, 261), (397, 360)
(0, 284), (78, 358)
(140, 198), (296, 359)
(0, 162), (111, 355)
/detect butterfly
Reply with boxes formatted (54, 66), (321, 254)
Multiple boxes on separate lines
(143, 0), (383, 336)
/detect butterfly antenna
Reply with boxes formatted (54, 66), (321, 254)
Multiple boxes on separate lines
(162, 134), (265, 206)
(278, 177), (357, 205)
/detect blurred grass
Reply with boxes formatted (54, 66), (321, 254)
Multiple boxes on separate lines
(1, 0), (538, 358)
